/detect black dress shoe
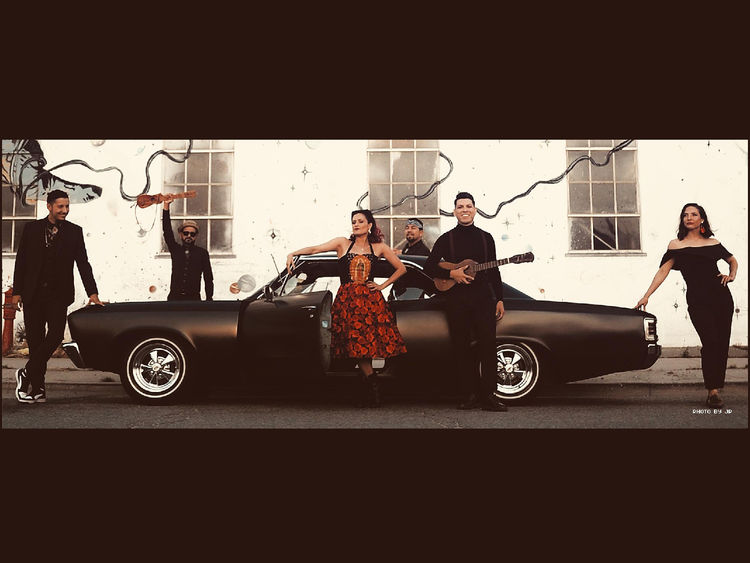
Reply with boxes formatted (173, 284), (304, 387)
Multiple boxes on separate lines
(706, 393), (724, 408)
(457, 395), (481, 410)
(481, 400), (508, 412)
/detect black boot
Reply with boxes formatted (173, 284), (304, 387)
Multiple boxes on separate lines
(368, 374), (381, 408)
(357, 373), (381, 408)
(356, 374), (370, 407)
(457, 394), (481, 410)
(480, 395), (508, 412)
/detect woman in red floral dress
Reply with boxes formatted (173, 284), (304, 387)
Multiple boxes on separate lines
(286, 210), (407, 406)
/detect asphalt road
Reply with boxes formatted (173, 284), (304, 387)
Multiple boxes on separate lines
(2, 379), (746, 429)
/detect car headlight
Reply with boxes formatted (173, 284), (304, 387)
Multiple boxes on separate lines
(644, 317), (657, 342)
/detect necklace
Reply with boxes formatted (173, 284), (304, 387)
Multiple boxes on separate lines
(45, 222), (59, 247)
(351, 237), (369, 254)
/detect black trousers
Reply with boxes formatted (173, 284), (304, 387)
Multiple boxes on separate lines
(23, 288), (69, 392)
(688, 298), (734, 390)
(444, 289), (497, 402)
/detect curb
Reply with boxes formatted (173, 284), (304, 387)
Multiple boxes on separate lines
(2, 356), (747, 386)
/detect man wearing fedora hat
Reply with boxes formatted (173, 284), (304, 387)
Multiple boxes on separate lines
(162, 196), (214, 301)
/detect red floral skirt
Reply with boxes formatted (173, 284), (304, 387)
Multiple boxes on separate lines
(331, 282), (407, 359)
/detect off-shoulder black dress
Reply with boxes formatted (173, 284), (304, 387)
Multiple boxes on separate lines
(660, 243), (734, 389)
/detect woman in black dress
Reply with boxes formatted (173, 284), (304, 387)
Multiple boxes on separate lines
(635, 203), (738, 408)
(286, 209), (407, 407)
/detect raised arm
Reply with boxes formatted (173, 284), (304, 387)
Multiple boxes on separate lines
(162, 206), (179, 253)
(286, 238), (346, 272)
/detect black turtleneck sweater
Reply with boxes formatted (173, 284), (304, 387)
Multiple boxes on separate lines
(424, 223), (503, 302)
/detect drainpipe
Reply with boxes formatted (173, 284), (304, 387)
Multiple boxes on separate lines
(3, 286), (17, 355)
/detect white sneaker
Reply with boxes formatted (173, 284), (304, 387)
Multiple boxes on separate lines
(15, 368), (33, 403)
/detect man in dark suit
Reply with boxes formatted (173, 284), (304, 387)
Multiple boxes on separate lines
(12, 189), (103, 403)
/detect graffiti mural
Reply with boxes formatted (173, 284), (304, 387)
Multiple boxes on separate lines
(2, 139), (193, 207)
(2, 139), (103, 205)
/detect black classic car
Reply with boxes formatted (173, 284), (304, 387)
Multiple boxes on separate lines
(62, 253), (661, 404)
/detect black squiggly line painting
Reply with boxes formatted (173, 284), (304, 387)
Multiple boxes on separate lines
(355, 140), (634, 218)
(2, 139), (102, 205)
(1, 139), (193, 206)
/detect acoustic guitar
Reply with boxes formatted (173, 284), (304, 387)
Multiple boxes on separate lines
(136, 191), (197, 209)
(433, 252), (534, 292)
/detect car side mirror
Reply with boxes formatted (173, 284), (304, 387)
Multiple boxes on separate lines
(263, 285), (274, 302)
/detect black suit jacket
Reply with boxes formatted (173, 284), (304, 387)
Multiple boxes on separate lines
(12, 219), (98, 306)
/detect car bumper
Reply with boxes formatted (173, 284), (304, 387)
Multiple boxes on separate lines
(645, 343), (661, 368)
(62, 341), (87, 369)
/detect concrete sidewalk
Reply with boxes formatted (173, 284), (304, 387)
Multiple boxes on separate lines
(1, 355), (747, 386)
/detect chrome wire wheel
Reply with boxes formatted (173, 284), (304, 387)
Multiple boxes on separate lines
(493, 342), (540, 401)
(126, 338), (187, 399)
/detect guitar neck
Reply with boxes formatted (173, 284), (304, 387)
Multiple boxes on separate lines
(472, 258), (509, 272)
(172, 190), (196, 200)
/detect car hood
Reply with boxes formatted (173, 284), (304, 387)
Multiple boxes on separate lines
(69, 300), (246, 317)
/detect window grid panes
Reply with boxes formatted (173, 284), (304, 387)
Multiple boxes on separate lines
(566, 140), (641, 252)
(162, 140), (234, 255)
(367, 140), (441, 249)
(2, 175), (37, 254)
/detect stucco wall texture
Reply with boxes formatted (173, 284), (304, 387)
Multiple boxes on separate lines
(2, 139), (746, 349)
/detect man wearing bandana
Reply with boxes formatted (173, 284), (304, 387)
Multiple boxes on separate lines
(395, 218), (431, 257)
(391, 218), (432, 300)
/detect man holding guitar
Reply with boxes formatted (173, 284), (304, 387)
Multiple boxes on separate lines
(424, 192), (508, 412)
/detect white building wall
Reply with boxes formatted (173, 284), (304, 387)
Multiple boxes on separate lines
(2, 139), (746, 349)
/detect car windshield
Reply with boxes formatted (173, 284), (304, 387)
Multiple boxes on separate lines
(262, 254), (533, 301)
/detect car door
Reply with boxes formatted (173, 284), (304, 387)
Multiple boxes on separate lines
(380, 264), (453, 361)
(239, 290), (333, 376)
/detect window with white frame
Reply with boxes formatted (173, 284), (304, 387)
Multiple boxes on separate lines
(367, 140), (441, 249)
(161, 140), (234, 255)
(2, 176), (36, 255)
(566, 140), (641, 252)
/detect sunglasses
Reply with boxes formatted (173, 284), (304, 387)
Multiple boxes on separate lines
(182, 231), (197, 237)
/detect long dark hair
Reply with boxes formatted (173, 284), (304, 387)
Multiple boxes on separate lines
(350, 209), (383, 243)
(677, 202), (714, 240)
